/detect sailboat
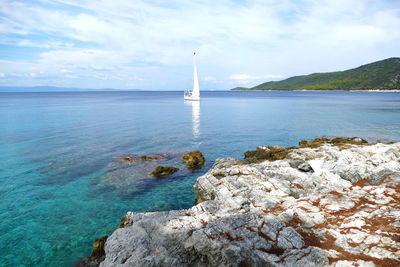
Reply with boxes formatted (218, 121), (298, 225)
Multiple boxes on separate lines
(184, 52), (200, 101)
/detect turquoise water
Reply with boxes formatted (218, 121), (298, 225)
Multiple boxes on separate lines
(1, 90), (400, 266)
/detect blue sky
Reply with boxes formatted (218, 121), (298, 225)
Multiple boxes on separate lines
(0, 0), (399, 90)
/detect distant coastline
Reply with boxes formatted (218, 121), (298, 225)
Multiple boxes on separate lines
(0, 86), (144, 92)
(232, 89), (400, 92)
(231, 57), (400, 91)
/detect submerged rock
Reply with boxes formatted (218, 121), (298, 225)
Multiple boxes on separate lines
(111, 153), (168, 166)
(91, 152), (182, 198)
(121, 156), (138, 163)
(140, 154), (167, 161)
(86, 139), (400, 266)
(182, 150), (205, 169)
(151, 166), (179, 178)
(110, 154), (140, 165)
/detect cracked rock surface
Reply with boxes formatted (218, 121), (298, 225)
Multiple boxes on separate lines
(99, 142), (400, 266)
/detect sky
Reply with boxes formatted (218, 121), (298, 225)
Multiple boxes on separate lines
(0, 0), (399, 90)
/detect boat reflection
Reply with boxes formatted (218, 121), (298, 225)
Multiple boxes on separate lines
(192, 101), (200, 139)
(185, 100), (200, 139)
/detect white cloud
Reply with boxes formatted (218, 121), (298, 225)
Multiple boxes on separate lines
(229, 74), (283, 80)
(16, 39), (77, 49)
(0, 73), (5, 78)
(90, 64), (114, 71)
(203, 76), (216, 81)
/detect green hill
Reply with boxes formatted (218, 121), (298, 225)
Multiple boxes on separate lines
(232, 57), (400, 91)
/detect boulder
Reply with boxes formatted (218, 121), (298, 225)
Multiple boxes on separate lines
(182, 150), (205, 169)
(288, 159), (304, 169)
(298, 162), (313, 172)
(151, 166), (179, 178)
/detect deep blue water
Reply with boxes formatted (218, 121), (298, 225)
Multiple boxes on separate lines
(1, 90), (400, 266)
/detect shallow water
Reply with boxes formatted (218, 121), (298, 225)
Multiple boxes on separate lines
(0, 90), (399, 266)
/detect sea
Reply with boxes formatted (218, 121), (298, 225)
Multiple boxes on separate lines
(1, 90), (400, 266)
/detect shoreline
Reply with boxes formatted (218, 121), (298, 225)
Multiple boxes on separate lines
(78, 137), (400, 266)
(231, 89), (400, 92)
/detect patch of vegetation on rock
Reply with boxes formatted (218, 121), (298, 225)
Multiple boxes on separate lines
(193, 184), (203, 205)
(182, 150), (205, 170)
(91, 236), (108, 259)
(243, 146), (295, 163)
(243, 137), (369, 163)
(299, 137), (368, 149)
(151, 166), (179, 178)
(119, 212), (134, 228)
(73, 236), (108, 267)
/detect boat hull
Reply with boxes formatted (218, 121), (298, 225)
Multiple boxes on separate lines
(184, 90), (200, 101)
(184, 96), (200, 101)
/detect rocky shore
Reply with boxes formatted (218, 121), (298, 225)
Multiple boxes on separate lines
(80, 138), (400, 266)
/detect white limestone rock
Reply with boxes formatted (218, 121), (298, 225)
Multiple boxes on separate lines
(99, 141), (400, 267)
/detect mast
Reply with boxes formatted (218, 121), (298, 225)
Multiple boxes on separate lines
(192, 52), (200, 98)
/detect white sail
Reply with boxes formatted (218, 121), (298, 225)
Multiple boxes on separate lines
(184, 52), (200, 101)
(192, 52), (200, 98)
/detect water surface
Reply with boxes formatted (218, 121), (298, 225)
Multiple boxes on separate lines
(1, 90), (400, 266)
